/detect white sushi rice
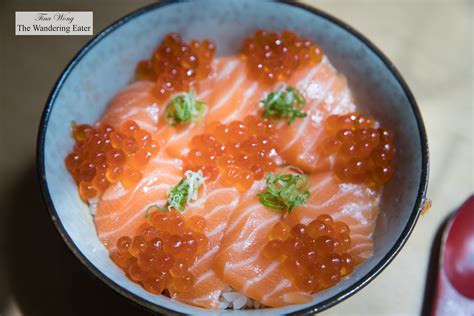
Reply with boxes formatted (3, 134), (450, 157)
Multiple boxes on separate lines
(218, 286), (265, 310)
(88, 198), (99, 216)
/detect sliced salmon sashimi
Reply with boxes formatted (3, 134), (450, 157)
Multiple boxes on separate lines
(275, 56), (356, 173)
(285, 172), (381, 261)
(213, 172), (379, 307)
(91, 53), (382, 309)
(213, 180), (311, 307)
(95, 154), (183, 250)
(205, 56), (267, 124)
(169, 180), (241, 309)
(101, 65), (216, 159)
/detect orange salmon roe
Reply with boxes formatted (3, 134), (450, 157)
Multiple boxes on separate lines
(135, 33), (216, 102)
(321, 113), (395, 186)
(185, 115), (279, 191)
(65, 120), (159, 201)
(111, 211), (209, 295)
(241, 30), (323, 85)
(263, 215), (355, 293)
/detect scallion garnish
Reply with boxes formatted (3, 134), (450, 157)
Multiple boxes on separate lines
(145, 170), (205, 217)
(144, 204), (167, 218)
(164, 90), (207, 126)
(261, 86), (307, 125)
(257, 167), (311, 213)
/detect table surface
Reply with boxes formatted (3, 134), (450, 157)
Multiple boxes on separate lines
(0, 0), (472, 315)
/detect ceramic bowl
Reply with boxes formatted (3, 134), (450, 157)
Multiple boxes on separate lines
(37, 0), (429, 314)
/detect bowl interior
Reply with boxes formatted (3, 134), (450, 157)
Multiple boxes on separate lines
(39, 0), (425, 314)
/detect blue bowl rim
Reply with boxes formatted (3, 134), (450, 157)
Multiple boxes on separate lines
(36, 0), (430, 314)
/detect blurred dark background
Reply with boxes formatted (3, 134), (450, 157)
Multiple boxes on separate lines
(0, 1), (472, 315)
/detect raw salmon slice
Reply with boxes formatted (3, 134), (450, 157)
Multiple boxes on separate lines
(204, 55), (355, 173)
(95, 152), (241, 309)
(275, 56), (356, 173)
(101, 81), (160, 133)
(94, 154), (183, 250)
(205, 56), (268, 124)
(101, 70), (216, 159)
(285, 172), (381, 260)
(213, 171), (380, 306)
(153, 75), (215, 158)
(169, 180), (241, 309)
(213, 180), (310, 307)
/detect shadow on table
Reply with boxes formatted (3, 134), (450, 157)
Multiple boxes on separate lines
(4, 163), (152, 316)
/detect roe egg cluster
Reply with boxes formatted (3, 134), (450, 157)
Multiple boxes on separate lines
(111, 211), (209, 295)
(65, 120), (159, 201)
(321, 113), (395, 186)
(185, 116), (279, 191)
(241, 30), (323, 85)
(263, 215), (355, 293)
(135, 33), (216, 102)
